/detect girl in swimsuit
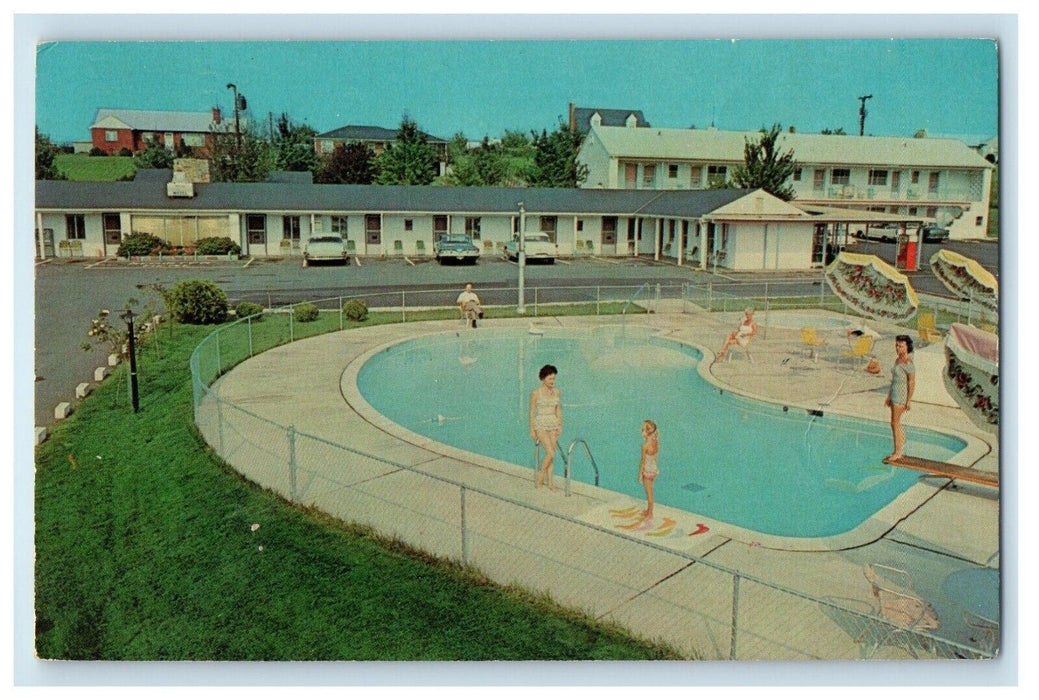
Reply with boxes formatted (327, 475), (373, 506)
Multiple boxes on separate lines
(639, 420), (660, 520)
(884, 335), (915, 461)
(530, 364), (562, 491)
(718, 308), (757, 361)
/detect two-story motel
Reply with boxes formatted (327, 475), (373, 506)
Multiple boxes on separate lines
(577, 125), (995, 240)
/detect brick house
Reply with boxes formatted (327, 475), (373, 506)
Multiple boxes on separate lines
(89, 107), (235, 156)
(313, 125), (449, 176)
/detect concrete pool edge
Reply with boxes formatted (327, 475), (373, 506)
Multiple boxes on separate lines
(340, 320), (994, 552)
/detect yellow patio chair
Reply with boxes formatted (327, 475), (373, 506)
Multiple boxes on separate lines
(918, 312), (943, 345)
(393, 240), (404, 256)
(860, 564), (941, 659)
(800, 326), (829, 362)
(839, 334), (875, 367)
(415, 239), (426, 256)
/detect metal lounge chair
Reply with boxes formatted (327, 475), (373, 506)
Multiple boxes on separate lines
(800, 326), (829, 362)
(839, 334), (875, 367)
(918, 311), (943, 345)
(962, 609), (999, 655)
(860, 564), (941, 658)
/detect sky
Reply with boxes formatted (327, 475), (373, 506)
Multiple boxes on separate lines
(35, 37), (999, 145)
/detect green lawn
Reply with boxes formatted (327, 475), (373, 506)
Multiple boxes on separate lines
(56, 154), (137, 182)
(35, 311), (679, 661)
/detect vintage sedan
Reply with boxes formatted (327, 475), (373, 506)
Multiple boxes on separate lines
(434, 234), (480, 264)
(504, 232), (557, 264)
(302, 235), (350, 266)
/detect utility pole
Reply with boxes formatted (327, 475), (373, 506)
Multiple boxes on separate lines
(858, 94), (873, 136)
(226, 83), (245, 151)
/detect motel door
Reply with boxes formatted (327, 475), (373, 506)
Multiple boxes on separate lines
(103, 213), (122, 255)
(600, 216), (617, 255)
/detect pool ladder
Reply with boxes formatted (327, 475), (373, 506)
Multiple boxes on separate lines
(534, 438), (600, 496)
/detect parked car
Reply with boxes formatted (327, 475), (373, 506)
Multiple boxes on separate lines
(504, 232), (557, 264)
(433, 234), (480, 264)
(303, 235), (349, 266)
(919, 224), (950, 243)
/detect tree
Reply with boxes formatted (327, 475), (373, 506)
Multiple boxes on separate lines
(820, 127), (847, 135)
(730, 123), (798, 201)
(441, 135), (512, 187)
(272, 113), (321, 174)
(374, 116), (439, 185)
(35, 128), (65, 180)
(208, 126), (272, 183)
(528, 123), (587, 188)
(315, 142), (376, 184)
(134, 140), (174, 170)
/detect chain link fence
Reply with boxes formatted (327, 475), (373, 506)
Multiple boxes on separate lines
(189, 284), (996, 661)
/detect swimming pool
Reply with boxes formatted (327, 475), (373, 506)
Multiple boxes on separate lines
(356, 326), (966, 538)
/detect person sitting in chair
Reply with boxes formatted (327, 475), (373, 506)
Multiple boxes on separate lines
(457, 283), (483, 329)
(718, 308), (758, 361)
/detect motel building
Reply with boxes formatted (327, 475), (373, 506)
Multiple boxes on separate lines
(577, 124), (995, 241)
(35, 168), (922, 271)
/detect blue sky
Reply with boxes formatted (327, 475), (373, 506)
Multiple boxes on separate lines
(35, 38), (998, 145)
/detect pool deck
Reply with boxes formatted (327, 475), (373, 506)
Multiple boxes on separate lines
(198, 303), (999, 660)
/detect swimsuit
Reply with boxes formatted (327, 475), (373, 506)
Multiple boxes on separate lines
(533, 390), (561, 433)
(642, 453), (659, 479)
(890, 360), (915, 406)
(736, 322), (754, 347)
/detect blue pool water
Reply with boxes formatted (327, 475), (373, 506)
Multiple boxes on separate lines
(357, 327), (966, 538)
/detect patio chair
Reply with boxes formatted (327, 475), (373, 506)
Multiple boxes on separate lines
(346, 239), (356, 255)
(393, 239), (404, 256)
(839, 334), (875, 367)
(918, 312), (943, 345)
(860, 564), (941, 659)
(415, 239), (427, 256)
(800, 326), (829, 362)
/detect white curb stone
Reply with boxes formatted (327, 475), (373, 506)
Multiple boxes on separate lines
(108, 353), (120, 367)
(35, 427), (47, 445)
(95, 366), (110, 381)
(76, 382), (92, 398)
(54, 402), (72, 420)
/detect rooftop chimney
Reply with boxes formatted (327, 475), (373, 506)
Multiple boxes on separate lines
(212, 107), (222, 125)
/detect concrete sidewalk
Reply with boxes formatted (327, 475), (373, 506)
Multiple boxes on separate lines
(196, 308), (999, 660)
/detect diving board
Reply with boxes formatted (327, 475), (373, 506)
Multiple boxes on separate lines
(883, 455), (999, 488)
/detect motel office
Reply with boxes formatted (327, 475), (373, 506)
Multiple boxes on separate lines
(35, 169), (906, 271)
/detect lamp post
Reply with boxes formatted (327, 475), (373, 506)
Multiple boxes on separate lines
(121, 309), (140, 413)
(517, 202), (527, 315)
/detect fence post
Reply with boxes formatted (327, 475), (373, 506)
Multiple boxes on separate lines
(402, 291), (407, 323)
(460, 486), (470, 565)
(248, 316), (254, 357)
(596, 286), (601, 316)
(339, 296), (344, 330)
(763, 281), (770, 340)
(216, 396), (225, 457)
(708, 280), (714, 312)
(215, 333), (222, 376)
(287, 424), (297, 502)
(534, 287), (539, 317)
(289, 306), (294, 342)
(730, 573), (741, 660)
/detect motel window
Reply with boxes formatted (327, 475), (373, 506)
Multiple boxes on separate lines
(321, 140), (334, 153)
(465, 217), (481, 240)
(540, 216), (558, 242)
(105, 130), (118, 142)
(246, 214), (266, 244)
(668, 164), (679, 178)
(576, 220), (584, 232)
(926, 207), (938, 219)
(793, 168), (802, 181)
(868, 169), (888, 186)
(831, 168), (851, 186)
(642, 165), (656, 187)
(689, 167), (702, 188)
(909, 208), (919, 216)
(976, 216), (984, 226)
(282, 216), (301, 241)
(433, 215), (449, 241)
(365, 214), (382, 245)
(312, 217), (323, 233)
(66, 214), (86, 240)
(891, 171), (901, 191)
(404, 219), (413, 231)
(183, 132), (205, 148)
(331, 216), (348, 236)
(512, 216), (519, 235)
(911, 170), (920, 184)
(928, 172), (940, 193)
(813, 169), (825, 191)
(707, 165), (727, 188)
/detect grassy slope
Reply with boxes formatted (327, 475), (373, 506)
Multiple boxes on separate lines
(35, 314), (677, 661)
(56, 154), (137, 182)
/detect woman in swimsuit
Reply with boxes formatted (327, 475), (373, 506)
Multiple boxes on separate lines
(530, 364), (563, 491)
(885, 335), (916, 461)
(639, 420), (660, 520)
(718, 308), (757, 361)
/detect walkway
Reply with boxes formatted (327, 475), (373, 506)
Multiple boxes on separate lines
(195, 305), (999, 660)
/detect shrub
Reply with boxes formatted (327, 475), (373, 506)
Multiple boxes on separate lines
(88, 147), (108, 157)
(293, 302), (320, 323)
(117, 232), (170, 258)
(342, 299), (369, 322)
(117, 147), (133, 157)
(235, 301), (265, 321)
(196, 237), (242, 256)
(168, 280), (228, 325)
